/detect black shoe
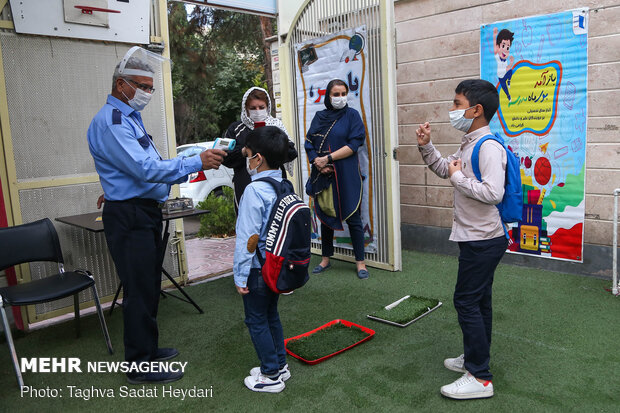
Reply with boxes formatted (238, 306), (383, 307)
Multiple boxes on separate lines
(127, 370), (184, 385)
(154, 347), (179, 361)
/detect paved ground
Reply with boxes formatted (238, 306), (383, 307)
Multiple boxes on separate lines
(182, 215), (234, 282)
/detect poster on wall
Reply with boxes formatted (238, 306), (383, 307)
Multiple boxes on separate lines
(294, 26), (377, 254)
(480, 9), (588, 262)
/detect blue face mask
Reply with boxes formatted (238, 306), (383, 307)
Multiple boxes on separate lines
(449, 106), (475, 133)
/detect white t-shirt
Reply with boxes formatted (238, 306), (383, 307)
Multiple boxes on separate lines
(495, 53), (508, 78)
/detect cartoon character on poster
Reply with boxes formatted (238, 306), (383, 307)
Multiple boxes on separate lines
(480, 9), (588, 262)
(295, 26), (377, 254)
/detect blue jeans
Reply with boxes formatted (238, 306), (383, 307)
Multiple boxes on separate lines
(455, 236), (508, 381)
(243, 268), (287, 376)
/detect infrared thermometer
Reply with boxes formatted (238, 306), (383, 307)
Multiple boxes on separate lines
(212, 138), (236, 152)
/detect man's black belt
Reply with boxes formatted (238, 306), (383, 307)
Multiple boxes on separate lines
(109, 198), (163, 209)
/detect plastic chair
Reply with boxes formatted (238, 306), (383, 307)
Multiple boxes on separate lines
(0, 218), (113, 387)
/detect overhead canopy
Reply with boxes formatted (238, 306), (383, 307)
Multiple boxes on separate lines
(180, 0), (276, 17)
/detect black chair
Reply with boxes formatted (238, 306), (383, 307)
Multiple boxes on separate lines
(0, 218), (113, 387)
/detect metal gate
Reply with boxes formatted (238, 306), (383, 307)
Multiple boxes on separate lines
(286, 0), (400, 270)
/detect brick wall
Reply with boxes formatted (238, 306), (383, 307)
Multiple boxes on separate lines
(395, 0), (620, 251)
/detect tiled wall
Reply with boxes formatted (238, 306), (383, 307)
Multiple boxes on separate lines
(395, 0), (620, 247)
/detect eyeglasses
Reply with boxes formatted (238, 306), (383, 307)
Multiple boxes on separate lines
(125, 78), (155, 94)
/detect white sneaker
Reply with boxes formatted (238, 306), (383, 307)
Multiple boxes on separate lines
(249, 364), (291, 381)
(440, 372), (494, 400)
(244, 373), (285, 393)
(444, 354), (466, 373)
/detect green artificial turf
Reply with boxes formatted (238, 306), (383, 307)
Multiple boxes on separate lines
(286, 322), (370, 362)
(369, 295), (440, 325)
(1, 250), (619, 412)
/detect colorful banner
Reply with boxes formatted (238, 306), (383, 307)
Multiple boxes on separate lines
(294, 26), (377, 254)
(480, 9), (588, 262)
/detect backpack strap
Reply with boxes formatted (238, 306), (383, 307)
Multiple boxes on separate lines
(471, 133), (505, 182)
(253, 176), (295, 195)
(253, 176), (278, 192)
(471, 133), (511, 239)
(251, 176), (294, 267)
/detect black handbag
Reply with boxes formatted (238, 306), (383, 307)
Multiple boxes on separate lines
(305, 119), (338, 217)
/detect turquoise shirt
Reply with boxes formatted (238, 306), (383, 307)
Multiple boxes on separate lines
(87, 95), (202, 202)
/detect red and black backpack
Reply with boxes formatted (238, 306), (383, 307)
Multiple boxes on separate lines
(255, 177), (311, 294)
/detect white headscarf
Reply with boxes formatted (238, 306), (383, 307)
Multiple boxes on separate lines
(240, 87), (295, 175)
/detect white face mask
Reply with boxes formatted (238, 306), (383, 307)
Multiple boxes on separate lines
(449, 106), (475, 133)
(122, 79), (152, 112)
(246, 154), (260, 176)
(248, 109), (268, 123)
(331, 96), (347, 110)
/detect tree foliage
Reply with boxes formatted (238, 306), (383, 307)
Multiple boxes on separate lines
(168, 4), (271, 145)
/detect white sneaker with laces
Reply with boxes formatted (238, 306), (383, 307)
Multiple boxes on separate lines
(440, 372), (494, 400)
(249, 364), (291, 381)
(444, 354), (466, 373)
(244, 373), (285, 393)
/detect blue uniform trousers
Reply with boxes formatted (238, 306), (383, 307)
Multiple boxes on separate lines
(103, 199), (163, 364)
(455, 236), (508, 381)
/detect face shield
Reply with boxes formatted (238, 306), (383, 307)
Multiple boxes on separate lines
(117, 46), (171, 78)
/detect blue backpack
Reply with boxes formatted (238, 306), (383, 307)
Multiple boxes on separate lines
(254, 177), (311, 294)
(471, 133), (523, 235)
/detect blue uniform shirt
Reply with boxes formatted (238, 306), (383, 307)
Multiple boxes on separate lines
(233, 169), (282, 288)
(87, 95), (203, 202)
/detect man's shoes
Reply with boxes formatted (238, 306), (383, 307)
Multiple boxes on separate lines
(312, 263), (331, 274)
(127, 370), (184, 385)
(154, 348), (179, 361)
(282, 290), (294, 296)
(244, 373), (285, 393)
(444, 354), (466, 373)
(357, 269), (369, 279)
(249, 364), (291, 382)
(440, 372), (494, 400)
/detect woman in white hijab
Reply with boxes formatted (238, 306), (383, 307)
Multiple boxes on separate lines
(223, 87), (296, 213)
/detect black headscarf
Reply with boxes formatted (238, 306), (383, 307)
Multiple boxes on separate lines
(308, 79), (349, 135)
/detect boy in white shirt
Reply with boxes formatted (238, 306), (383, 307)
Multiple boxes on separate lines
(417, 79), (507, 400)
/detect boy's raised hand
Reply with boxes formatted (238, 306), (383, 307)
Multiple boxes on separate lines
(416, 122), (431, 146)
(448, 159), (462, 176)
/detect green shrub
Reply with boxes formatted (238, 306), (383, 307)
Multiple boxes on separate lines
(196, 186), (236, 238)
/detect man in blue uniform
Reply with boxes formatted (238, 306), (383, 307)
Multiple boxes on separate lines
(87, 49), (226, 384)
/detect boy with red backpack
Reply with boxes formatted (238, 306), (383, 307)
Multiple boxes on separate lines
(233, 126), (310, 393)
(416, 79), (518, 400)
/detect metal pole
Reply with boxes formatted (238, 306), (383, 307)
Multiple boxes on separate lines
(613, 188), (620, 296)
